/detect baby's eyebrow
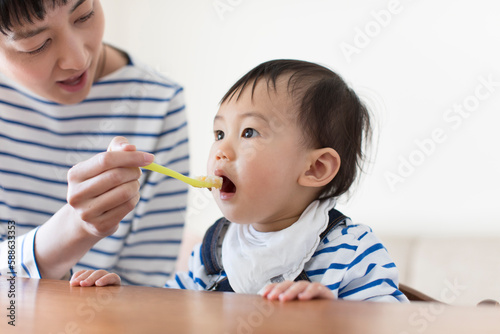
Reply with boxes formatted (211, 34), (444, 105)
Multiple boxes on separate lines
(213, 115), (224, 127)
(213, 112), (269, 125)
(239, 112), (269, 123)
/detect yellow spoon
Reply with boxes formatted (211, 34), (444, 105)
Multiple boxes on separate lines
(142, 162), (222, 189)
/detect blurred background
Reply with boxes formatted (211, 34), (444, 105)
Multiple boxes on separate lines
(102, 0), (500, 238)
(101, 0), (500, 304)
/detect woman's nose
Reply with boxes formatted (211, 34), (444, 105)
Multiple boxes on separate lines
(57, 34), (89, 71)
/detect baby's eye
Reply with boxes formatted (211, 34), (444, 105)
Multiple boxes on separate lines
(242, 128), (259, 138)
(214, 130), (224, 141)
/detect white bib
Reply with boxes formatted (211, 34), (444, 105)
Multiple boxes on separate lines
(221, 198), (336, 294)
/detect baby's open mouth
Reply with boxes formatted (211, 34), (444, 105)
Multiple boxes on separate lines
(220, 176), (236, 193)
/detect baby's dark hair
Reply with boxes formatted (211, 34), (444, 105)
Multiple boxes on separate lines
(220, 59), (372, 199)
(0, 0), (68, 35)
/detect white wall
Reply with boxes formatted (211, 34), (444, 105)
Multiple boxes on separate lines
(101, 0), (500, 237)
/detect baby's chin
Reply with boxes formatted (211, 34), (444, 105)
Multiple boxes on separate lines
(216, 209), (252, 225)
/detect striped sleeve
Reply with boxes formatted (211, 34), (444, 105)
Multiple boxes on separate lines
(165, 243), (219, 291)
(305, 221), (408, 302)
(73, 70), (190, 287)
(0, 57), (189, 286)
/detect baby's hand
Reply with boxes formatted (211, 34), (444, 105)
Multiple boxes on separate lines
(69, 269), (121, 287)
(262, 280), (334, 301)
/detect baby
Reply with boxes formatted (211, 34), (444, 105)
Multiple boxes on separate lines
(71, 59), (408, 302)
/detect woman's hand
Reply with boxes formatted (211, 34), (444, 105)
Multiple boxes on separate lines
(70, 269), (121, 287)
(66, 136), (154, 238)
(262, 280), (335, 301)
(35, 136), (154, 280)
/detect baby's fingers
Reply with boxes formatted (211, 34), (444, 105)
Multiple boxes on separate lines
(69, 269), (95, 286)
(262, 281), (295, 301)
(297, 282), (335, 301)
(263, 281), (335, 301)
(95, 273), (121, 286)
(277, 281), (312, 302)
(261, 283), (277, 298)
(70, 269), (115, 287)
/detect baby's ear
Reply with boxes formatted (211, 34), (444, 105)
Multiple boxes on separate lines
(298, 148), (340, 188)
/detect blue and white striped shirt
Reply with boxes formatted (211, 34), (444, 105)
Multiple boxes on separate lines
(166, 218), (408, 302)
(0, 56), (189, 287)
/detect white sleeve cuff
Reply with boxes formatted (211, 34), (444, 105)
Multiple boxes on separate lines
(0, 227), (41, 278)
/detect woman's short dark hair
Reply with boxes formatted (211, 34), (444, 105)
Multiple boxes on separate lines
(0, 0), (68, 35)
(221, 59), (372, 199)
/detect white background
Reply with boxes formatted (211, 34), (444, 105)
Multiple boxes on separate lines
(102, 0), (500, 238)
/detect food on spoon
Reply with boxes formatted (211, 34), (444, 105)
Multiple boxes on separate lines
(196, 175), (223, 189)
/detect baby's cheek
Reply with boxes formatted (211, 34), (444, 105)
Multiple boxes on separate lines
(206, 151), (217, 172)
(243, 168), (275, 195)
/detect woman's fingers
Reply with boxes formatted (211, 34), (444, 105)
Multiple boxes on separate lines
(107, 136), (137, 152)
(67, 150), (154, 183)
(78, 189), (140, 237)
(68, 166), (141, 205)
(65, 136), (154, 236)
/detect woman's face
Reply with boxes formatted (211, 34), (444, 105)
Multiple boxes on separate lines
(0, 0), (105, 104)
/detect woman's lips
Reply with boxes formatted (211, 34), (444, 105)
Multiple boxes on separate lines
(56, 70), (88, 93)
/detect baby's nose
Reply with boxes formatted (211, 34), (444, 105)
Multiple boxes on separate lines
(216, 149), (229, 161)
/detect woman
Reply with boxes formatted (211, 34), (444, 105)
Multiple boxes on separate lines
(0, 0), (189, 286)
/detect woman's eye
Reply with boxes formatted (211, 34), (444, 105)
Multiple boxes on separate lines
(78, 10), (95, 23)
(215, 130), (224, 141)
(25, 40), (50, 55)
(242, 128), (259, 138)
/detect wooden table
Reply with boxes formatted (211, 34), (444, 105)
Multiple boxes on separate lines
(1, 277), (499, 333)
